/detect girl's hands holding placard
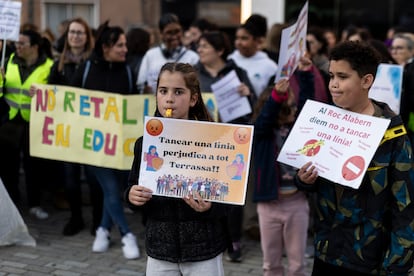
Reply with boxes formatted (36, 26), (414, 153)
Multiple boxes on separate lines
(128, 185), (153, 206)
(183, 191), (212, 212)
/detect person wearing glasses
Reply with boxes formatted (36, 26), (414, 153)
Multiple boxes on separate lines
(48, 17), (104, 237)
(393, 33), (414, 148)
(390, 33), (414, 66)
(0, 29), (53, 219)
(136, 13), (199, 94)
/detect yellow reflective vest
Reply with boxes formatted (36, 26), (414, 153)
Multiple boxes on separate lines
(4, 53), (53, 121)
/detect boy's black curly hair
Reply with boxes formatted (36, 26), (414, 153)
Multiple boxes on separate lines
(329, 41), (381, 78)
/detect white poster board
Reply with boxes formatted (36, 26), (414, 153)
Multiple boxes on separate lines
(211, 70), (252, 122)
(368, 63), (403, 114)
(0, 0), (22, 41)
(275, 1), (308, 82)
(277, 100), (390, 189)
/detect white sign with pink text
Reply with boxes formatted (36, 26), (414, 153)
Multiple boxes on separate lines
(277, 100), (390, 189)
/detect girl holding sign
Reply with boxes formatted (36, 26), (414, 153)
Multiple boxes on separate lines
(126, 62), (229, 276)
(252, 77), (310, 276)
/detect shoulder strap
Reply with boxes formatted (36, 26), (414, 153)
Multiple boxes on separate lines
(379, 124), (407, 145)
(82, 60), (91, 88)
(125, 64), (133, 93)
(367, 124), (407, 172)
(175, 48), (187, 62)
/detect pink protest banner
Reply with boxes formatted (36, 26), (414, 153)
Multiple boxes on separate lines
(138, 116), (254, 205)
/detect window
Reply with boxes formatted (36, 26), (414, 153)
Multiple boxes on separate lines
(42, 1), (98, 38)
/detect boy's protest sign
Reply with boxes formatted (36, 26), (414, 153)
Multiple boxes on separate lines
(368, 63), (403, 114)
(277, 100), (390, 189)
(138, 116), (254, 205)
(30, 84), (218, 170)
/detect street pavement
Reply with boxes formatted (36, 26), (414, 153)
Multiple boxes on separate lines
(2, 180), (414, 276)
(0, 192), (314, 275)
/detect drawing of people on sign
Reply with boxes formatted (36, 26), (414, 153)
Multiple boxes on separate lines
(281, 52), (297, 78)
(227, 153), (245, 180)
(144, 145), (163, 171)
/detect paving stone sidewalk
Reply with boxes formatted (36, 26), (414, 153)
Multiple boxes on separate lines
(0, 201), (314, 275)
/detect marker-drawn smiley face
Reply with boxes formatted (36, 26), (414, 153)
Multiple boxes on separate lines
(233, 127), (251, 144)
(146, 119), (163, 136)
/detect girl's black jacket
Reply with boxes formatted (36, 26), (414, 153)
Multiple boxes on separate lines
(124, 137), (230, 262)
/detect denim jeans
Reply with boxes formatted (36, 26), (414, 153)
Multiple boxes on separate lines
(85, 165), (130, 235)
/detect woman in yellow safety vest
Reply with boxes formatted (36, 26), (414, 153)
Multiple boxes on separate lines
(0, 29), (53, 219)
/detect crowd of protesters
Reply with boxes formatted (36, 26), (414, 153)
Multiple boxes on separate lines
(1, 10), (414, 275)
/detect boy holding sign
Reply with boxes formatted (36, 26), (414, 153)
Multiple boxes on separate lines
(296, 41), (414, 275)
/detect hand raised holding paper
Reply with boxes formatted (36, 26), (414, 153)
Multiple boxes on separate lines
(274, 78), (290, 94)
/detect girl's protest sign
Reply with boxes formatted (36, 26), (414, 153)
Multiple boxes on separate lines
(275, 1), (308, 82)
(139, 116), (254, 205)
(277, 100), (390, 189)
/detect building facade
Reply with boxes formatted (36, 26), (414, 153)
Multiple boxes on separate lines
(16, 0), (414, 42)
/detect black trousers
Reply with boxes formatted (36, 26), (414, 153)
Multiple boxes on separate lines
(0, 115), (56, 207)
(227, 205), (244, 250)
(62, 162), (102, 225)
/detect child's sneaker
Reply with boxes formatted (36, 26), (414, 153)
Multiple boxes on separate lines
(92, 227), (110, 252)
(29, 207), (49, 220)
(121, 233), (140, 259)
(226, 248), (242, 262)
